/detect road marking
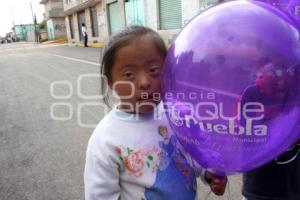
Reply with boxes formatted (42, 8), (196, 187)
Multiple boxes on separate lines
(0, 44), (67, 53)
(47, 53), (100, 66)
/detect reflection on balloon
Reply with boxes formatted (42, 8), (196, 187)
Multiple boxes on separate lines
(256, 0), (300, 28)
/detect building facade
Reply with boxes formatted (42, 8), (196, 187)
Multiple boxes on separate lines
(13, 24), (36, 41)
(40, 0), (67, 40)
(64, 0), (220, 46)
(64, 0), (107, 45)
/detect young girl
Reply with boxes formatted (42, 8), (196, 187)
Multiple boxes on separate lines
(84, 26), (227, 200)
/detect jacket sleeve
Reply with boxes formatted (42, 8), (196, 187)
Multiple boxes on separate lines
(84, 151), (120, 200)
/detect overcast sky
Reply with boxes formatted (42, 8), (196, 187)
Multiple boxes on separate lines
(0, 0), (45, 37)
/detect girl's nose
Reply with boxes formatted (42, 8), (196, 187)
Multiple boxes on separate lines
(137, 73), (151, 91)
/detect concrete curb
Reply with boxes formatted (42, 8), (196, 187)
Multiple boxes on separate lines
(76, 43), (104, 48)
(41, 38), (67, 45)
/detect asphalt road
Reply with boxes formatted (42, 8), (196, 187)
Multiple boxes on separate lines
(0, 42), (242, 200)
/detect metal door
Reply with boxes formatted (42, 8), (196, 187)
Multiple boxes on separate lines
(125, 0), (145, 26)
(108, 2), (121, 35)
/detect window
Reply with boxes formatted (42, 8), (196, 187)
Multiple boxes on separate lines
(90, 6), (99, 37)
(159, 0), (182, 30)
(69, 15), (74, 39)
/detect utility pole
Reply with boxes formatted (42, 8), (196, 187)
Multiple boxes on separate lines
(10, 5), (16, 41)
(10, 5), (15, 27)
(30, 1), (38, 43)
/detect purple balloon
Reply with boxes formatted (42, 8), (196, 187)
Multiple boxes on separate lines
(163, 0), (300, 175)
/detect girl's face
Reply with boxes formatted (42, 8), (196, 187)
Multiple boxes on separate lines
(109, 35), (164, 113)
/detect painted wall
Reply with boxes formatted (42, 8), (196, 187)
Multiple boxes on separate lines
(96, 2), (109, 43)
(47, 18), (66, 40)
(44, 0), (64, 19)
(26, 30), (36, 42)
(14, 25), (35, 40)
(53, 18), (67, 38)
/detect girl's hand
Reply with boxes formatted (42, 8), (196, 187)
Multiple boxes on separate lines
(205, 171), (228, 196)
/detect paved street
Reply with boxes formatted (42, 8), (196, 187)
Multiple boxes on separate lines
(0, 42), (242, 200)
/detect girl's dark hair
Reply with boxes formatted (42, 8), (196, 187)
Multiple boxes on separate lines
(100, 25), (167, 106)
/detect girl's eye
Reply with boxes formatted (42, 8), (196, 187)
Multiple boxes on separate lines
(124, 71), (134, 79)
(149, 66), (161, 75)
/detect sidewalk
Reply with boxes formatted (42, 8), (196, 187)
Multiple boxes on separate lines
(74, 42), (104, 48)
(40, 39), (103, 49)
